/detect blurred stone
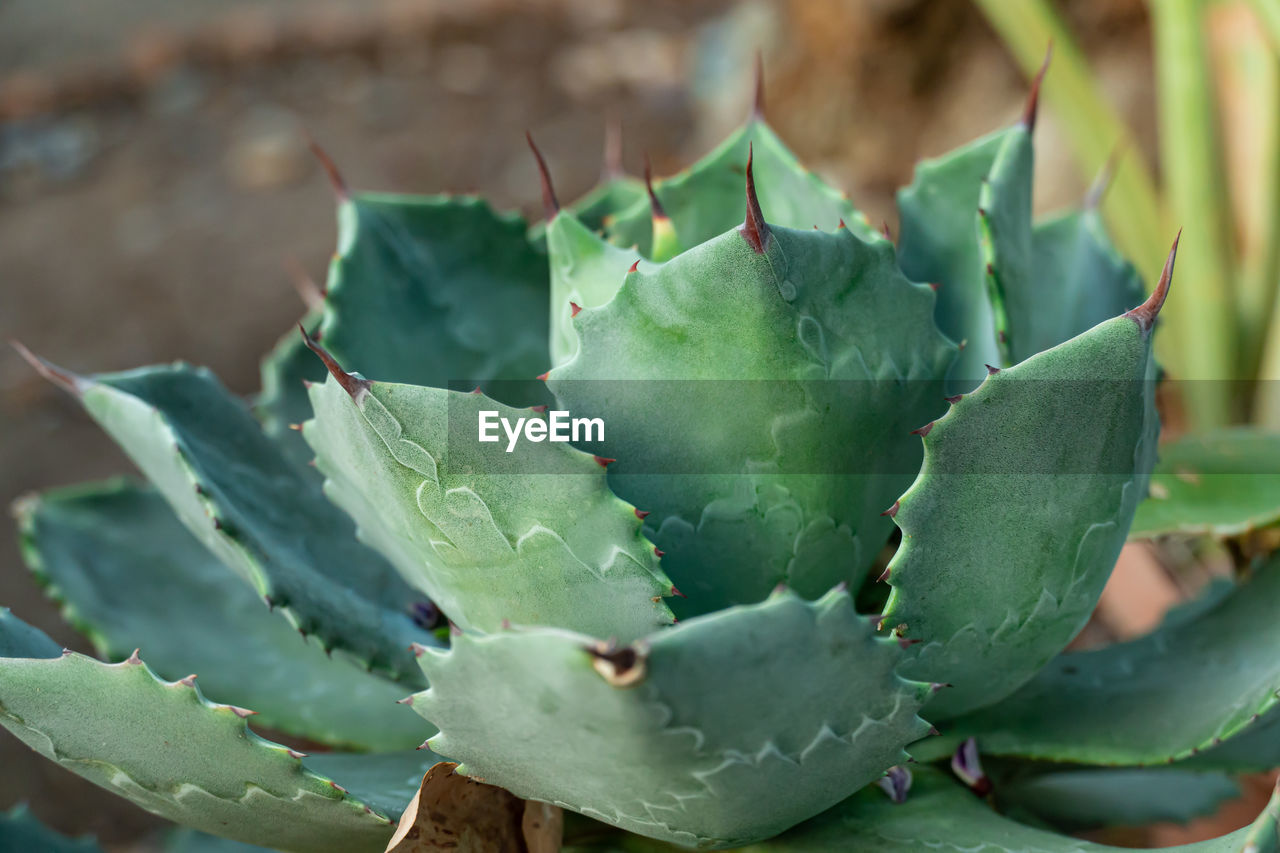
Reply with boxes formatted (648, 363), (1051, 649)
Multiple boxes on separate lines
(0, 117), (99, 189)
(225, 106), (308, 191)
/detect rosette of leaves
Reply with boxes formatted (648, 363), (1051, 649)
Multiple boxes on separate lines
(4, 60), (1277, 852)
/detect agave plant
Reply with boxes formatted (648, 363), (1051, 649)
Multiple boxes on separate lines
(3, 60), (1279, 853)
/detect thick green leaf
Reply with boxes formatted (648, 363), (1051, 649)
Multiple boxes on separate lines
(884, 312), (1160, 717)
(0, 607), (61, 659)
(15, 479), (429, 751)
(977, 129), (1034, 367)
(606, 120), (880, 256)
(321, 194), (550, 400)
(738, 766), (1277, 853)
(304, 374), (674, 641)
(256, 307), (326, 468)
(1015, 209), (1147, 364)
(551, 222), (955, 617)
(898, 128), (1016, 385)
(1131, 428), (1280, 538)
(302, 752), (438, 819)
(0, 640), (395, 852)
(528, 175), (648, 246)
(546, 212), (642, 367)
(994, 766), (1240, 831)
(70, 363), (434, 683)
(257, 193), (551, 461)
(413, 587), (931, 849)
(0, 804), (101, 853)
(1185, 706), (1280, 771)
(931, 556), (1280, 765)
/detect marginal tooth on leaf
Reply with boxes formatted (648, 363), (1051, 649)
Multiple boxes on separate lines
(178, 674), (197, 687)
(951, 736), (993, 795)
(634, 508), (650, 519)
(670, 585), (687, 598)
(329, 781), (349, 795)
(643, 154), (669, 221)
(586, 639), (648, 688)
(738, 142), (771, 254)
(751, 49), (765, 121)
(287, 423), (303, 431)
(298, 323), (371, 402)
(944, 394), (963, 404)
(501, 618), (512, 630)
(601, 115), (624, 180)
(930, 682), (952, 693)
(654, 547), (665, 558)
(570, 301), (582, 318)
(1125, 230), (1180, 334)
(10, 341), (85, 395)
(530, 405), (549, 413)
(416, 739), (432, 751)
(304, 132), (349, 201)
(1022, 42), (1053, 132)
(881, 221), (892, 241)
(593, 455), (616, 467)
(837, 218), (847, 229)
(985, 364), (1001, 375)
(396, 695), (415, 706)
(469, 386), (483, 395)
(409, 642), (431, 658)
(834, 580), (849, 593)
(287, 749), (308, 759)
(897, 636), (922, 649)
(627, 259), (640, 274)
(929, 726), (941, 736)
(126, 649), (142, 665)
(536, 370), (550, 382)
(284, 257), (325, 310)
(877, 566), (891, 583)
(227, 705), (257, 718)
(876, 765), (913, 804)
(525, 131), (560, 221)
(881, 500), (900, 518)
(448, 621), (462, 637)
(910, 422), (934, 438)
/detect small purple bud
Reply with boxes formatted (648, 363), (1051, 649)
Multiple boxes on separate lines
(409, 600), (441, 631)
(876, 765), (912, 804)
(951, 736), (992, 795)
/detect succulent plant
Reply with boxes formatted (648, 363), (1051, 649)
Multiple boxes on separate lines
(4, 60), (1280, 853)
